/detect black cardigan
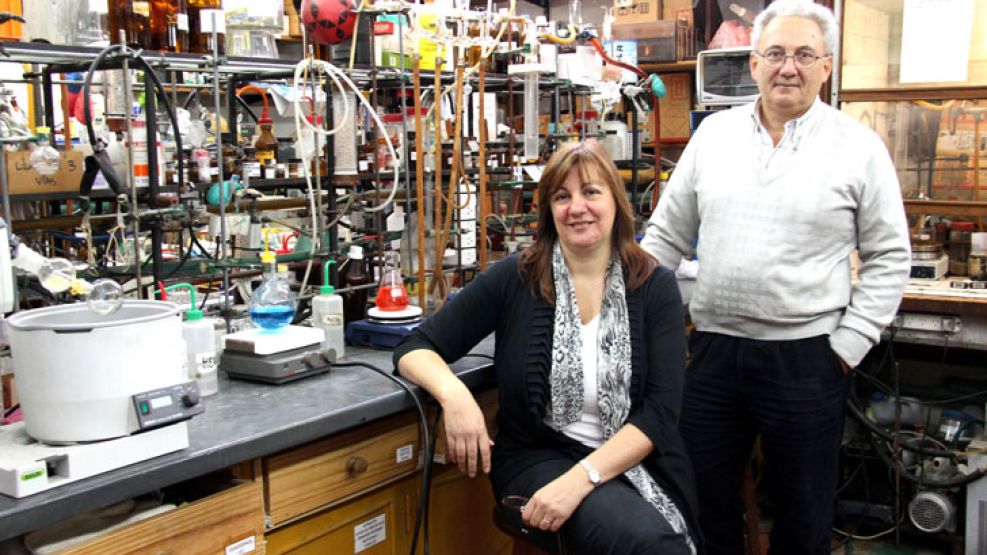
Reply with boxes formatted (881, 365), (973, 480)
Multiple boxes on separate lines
(393, 255), (701, 544)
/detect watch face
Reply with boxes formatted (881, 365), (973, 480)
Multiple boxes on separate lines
(581, 460), (601, 485)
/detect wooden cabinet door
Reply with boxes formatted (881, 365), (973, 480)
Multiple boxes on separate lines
(265, 483), (405, 555)
(406, 466), (512, 555)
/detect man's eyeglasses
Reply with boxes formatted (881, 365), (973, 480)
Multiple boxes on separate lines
(755, 49), (831, 69)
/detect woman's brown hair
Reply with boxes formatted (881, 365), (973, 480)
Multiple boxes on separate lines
(519, 140), (656, 304)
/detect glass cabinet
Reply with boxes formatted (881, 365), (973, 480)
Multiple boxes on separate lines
(838, 0), (987, 210)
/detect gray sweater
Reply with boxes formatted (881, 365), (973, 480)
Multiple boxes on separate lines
(642, 99), (910, 367)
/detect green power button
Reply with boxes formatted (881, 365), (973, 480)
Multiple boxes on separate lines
(139, 401), (150, 415)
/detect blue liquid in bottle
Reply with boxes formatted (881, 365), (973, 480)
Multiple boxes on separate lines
(249, 305), (295, 330)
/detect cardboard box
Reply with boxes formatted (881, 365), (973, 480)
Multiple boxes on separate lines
(658, 72), (693, 139)
(614, 0), (661, 25)
(630, 72), (693, 142)
(5, 149), (85, 196)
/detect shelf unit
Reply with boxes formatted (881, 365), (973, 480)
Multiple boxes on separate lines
(0, 37), (629, 318)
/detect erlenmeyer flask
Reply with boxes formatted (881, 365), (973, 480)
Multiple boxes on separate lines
(376, 251), (409, 312)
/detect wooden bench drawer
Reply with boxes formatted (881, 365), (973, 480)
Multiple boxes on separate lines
(264, 414), (421, 526)
(57, 480), (265, 555)
(265, 477), (414, 554)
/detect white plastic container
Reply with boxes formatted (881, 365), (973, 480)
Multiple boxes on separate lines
(183, 316), (218, 396)
(313, 260), (346, 360)
(601, 116), (629, 162)
(312, 287), (346, 361)
(6, 301), (185, 443)
(165, 283), (218, 395)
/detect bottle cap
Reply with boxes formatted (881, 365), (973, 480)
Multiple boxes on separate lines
(260, 251), (276, 263)
(277, 264), (289, 273)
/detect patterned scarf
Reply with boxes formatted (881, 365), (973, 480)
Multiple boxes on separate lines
(549, 242), (695, 553)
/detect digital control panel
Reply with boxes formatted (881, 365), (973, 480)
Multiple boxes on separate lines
(132, 381), (204, 430)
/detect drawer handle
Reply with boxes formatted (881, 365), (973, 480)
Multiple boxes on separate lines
(347, 456), (369, 476)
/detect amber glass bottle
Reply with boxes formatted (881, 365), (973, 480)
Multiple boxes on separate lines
(150, 0), (188, 52)
(254, 115), (278, 170)
(108, 0), (152, 48)
(187, 0), (224, 54)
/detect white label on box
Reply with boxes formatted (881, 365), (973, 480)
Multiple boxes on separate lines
(225, 535), (256, 555)
(354, 514), (387, 552)
(396, 444), (414, 464)
(177, 13), (189, 31)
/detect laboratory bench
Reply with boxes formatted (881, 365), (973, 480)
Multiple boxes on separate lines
(0, 337), (504, 553)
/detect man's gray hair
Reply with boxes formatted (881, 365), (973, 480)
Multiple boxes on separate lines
(751, 0), (839, 55)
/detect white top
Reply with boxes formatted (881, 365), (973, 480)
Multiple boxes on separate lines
(545, 314), (605, 448)
(641, 98), (911, 367)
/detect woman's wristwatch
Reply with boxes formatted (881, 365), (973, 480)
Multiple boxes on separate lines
(579, 459), (601, 487)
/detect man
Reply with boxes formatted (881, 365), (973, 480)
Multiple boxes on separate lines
(641, 1), (911, 553)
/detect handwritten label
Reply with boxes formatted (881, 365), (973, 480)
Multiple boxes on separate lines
(193, 352), (218, 379)
(6, 151), (85, 195)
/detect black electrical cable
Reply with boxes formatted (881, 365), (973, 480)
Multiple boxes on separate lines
(82, 44), (186, 199)
(332, 361), (433, 555)
(82, 43), (123, 149)
(189, 231), (214, 261)
(861, 417), (987, 488)
(162, 227), (194, 281)
(424, 405), (443, 551)
(846, 397), (957, 458)
(2, 403), (19, 419)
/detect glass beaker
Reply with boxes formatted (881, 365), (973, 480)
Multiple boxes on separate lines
(376, 251), (409, 312)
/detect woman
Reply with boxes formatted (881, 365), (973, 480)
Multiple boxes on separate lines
(394, 141), (700, 554)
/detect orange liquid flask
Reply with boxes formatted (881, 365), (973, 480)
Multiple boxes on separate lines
(376, 252), (409, 312)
